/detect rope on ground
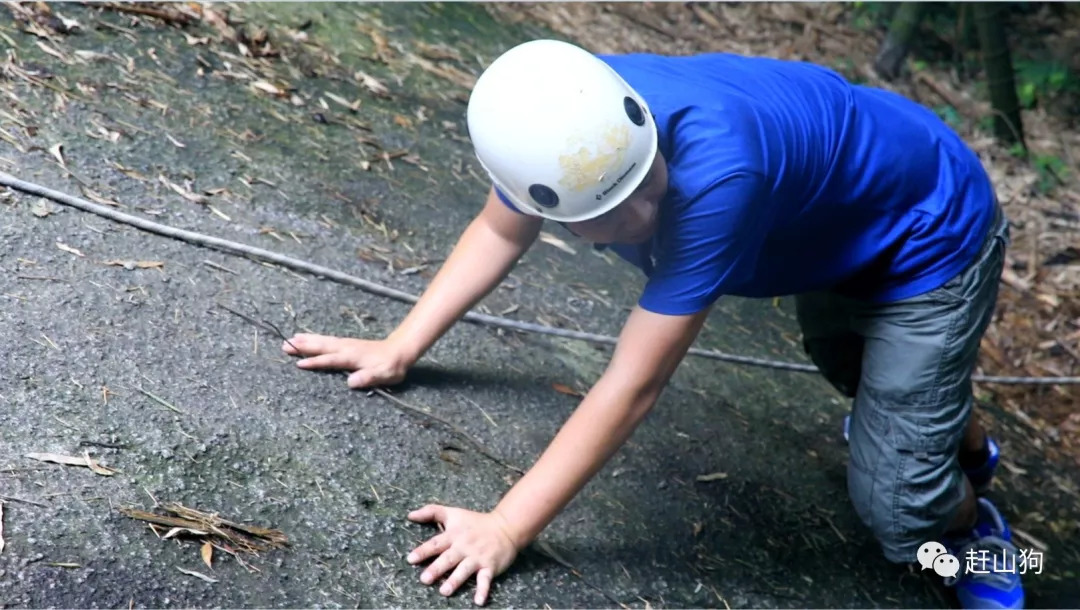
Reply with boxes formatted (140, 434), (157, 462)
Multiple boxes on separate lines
(3, 170), (1078, 386)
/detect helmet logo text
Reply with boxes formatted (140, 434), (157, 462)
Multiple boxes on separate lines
(596, 161), (637, 200)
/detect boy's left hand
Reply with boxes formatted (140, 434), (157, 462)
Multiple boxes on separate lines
(406, 504), (521, 605)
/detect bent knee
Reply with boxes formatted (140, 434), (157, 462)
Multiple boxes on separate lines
(847, 407), (968, 563)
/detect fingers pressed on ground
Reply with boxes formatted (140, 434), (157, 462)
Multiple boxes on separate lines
(408, 504), (446, 524)
(440, 557), (478, 596)
(408, 532), (449, 565)
(347, 370), (374, 388)
(421, 547), (463, 585)
(286, 333), (344, 353)
(475, 567), (494, 606)
(296, 353), (355, 370)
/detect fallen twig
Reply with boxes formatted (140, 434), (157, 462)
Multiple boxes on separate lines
(25, 451), (116, 476)
(373, 388), (525, 475)
(133, 386), (184, 414)
(119, 502), (287, 554)
(533, 539), (628, 609)
(177, 566), (218, 583)
(0, 494), (48, 508)
(89, 2), (195, 26)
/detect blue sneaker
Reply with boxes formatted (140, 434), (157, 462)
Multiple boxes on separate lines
(841, 415), (1000, 493)
(943, 497), (1025, 609)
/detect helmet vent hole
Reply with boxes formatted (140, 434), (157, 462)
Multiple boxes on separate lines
(529, 184), (559, 208)
(623, 97), (645, 126)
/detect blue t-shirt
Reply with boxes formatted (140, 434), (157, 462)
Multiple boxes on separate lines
(495, 52), (996, 316)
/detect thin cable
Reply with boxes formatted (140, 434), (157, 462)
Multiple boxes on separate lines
(3, 170), (1077, 385)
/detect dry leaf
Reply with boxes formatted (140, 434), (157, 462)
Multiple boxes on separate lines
(207, 205), (231, 221)
(48, 143), (66, 167)
(103, 259), (164, 270)
(83, 451), (114, 476)
(324, 91), (359, 111)
(250, 80), (284, 97)
(165, 134), (186, 148)
(416, 41), (462, 62)
(201, 541), (213, 568)
(107, 160), (151, 182)
(74, 50), (112, 63)
(36, 41), (68, 62)
(696, 471), (728, 482)
(56, 242), (84, 257)
(183, 33), (210, 46)
(200, 6), (236, 41)
(88, 125), (121, 143)
(354, 71), (390, 97)
(31, 201), (52, 217)
(438, 447), (463, 465)
(80, 188), (121, 207)
(46, 562), (82, 569)
(177, 567), (218, 583)
(55, 13), (81, 33)
(25, 452), (116, 476)
(393, 114), (413, 129)
(552, 383), (584, 398)
(158, 175), (207, 204)
(539, 232), (577, 255)
(406, 53), (477, 89)
(163, 527), (209, 539)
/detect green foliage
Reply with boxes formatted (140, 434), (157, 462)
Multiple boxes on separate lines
(1007, 145), (1068, 195)
(850, 1), (894, 28)
(1013, 59), (1078, 109)
(933, 104), (964, 129)
(1033, 154), (1067, 194)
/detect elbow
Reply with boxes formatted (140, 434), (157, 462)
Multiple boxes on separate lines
(597, 366), (666, 422)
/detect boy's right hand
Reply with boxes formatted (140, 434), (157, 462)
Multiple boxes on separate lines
(282, 334), (411, 389)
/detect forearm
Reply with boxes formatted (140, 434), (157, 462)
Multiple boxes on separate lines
(389, 214), (536, 364)
(492, 373), (660, 548)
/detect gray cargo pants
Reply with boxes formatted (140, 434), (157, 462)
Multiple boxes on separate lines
(795, 204), (1009, 563)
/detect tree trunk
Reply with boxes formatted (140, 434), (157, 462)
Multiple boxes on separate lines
(973, 2), (1025, 148)
(873, 3), (928, 81)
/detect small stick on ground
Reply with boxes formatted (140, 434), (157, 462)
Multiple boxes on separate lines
(820, 513), (847, 544)
(373, 388), (525, 475)
(533, 539), (628, 609)
(134, 386), (184, 414)
(203, 260), (238, 275)
(0, 494), (48, 508)
(89, 2), (195, 26)
(711, 585), (732, 610)
(119, 502), (287, 554)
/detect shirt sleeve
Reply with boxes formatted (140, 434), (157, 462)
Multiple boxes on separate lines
(494, 186), (523, 214)
(638, 172), (769, 316)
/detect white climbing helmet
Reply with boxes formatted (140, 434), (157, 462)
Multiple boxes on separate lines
(466, 39), (658, 223)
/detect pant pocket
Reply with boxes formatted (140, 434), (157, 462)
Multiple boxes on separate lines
(882, 406), (968, 552)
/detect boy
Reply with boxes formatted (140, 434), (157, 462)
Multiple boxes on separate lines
(284, 40), (1023, 608)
